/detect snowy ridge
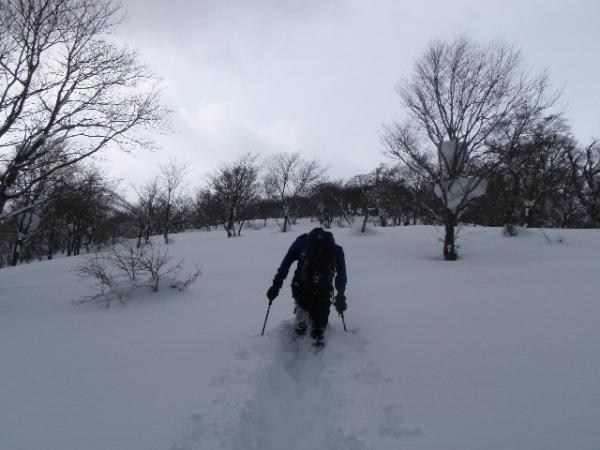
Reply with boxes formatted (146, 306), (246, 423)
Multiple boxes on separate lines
(172, 320), (420, 450)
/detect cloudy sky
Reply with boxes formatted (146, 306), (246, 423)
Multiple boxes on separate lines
(102, 0), (600, 190)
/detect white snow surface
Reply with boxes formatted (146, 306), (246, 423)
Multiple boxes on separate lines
(1, 223), (599, 450)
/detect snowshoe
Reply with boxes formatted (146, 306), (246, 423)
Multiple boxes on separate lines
(312, 337), (325, 349)
(310, 327), (325, 348)
(295, 322), (307, 337)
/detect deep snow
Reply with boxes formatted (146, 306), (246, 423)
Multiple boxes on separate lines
(1, 223), (599, 450)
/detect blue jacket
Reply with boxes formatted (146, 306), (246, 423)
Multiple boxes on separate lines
(272, 233), (347, 295)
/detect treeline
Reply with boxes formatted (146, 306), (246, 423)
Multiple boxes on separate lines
(1, 128), (598, 267)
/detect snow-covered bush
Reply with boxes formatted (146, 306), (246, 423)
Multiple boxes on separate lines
(75, 254), (135, 306)
(135, 242), (181, 292)
(503, 223), (519, 237)
(168, 265), (201, 291)
(75, 240), (200, 307)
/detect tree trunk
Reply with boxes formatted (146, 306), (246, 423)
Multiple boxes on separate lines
(361, 213), (369, 233)
(226, 207), (236, 237)
(443, 211), (458, 261)
(137, 228), (143, 248)
(281, 200), (289, 232)
(164, 203), (171, 244)
(144, 225), (151, 244)
(282, 213), (289, 232)
(237, 220), (245, 236)
(10, 238), (22, 266)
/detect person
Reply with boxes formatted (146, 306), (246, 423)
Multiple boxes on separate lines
(266, 227), (347, 346)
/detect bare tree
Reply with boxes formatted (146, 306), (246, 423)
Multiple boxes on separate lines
(310, 180), (353, 229)
(569, 140), (600, 226)
(207, 153), (259, 237)
(263, 151), (326, 232)
(136, 242), (182, 292)
(132, 178), (160, 247)
(192, 188), (220, 231)
(75, 239), (198, 306)
(347, 165), (399, 233)
(509, 122), (573, 228)
(484, 75), (562, 232)
(158, 158), (187, 244)
(0, 161), (126, 265)
(0, 0), (167, 216)
(383, 36), (553, 260)
(5, 160), (54, 264)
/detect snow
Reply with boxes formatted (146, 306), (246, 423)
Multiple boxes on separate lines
(434, 177), (487, 212)
(436, 140), (487, 213)
(1, 223), (599, 450)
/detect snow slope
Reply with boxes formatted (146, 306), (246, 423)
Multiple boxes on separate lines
(1, 223), (599, 450)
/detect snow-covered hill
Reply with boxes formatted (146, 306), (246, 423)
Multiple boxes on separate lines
(1, 224), (599, 450)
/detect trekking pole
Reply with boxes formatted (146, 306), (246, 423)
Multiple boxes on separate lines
(340, 312), (347, 332)
(260, 299), (273, 336)
(332, 292), (348, 333)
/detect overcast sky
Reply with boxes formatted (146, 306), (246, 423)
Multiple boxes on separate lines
(102, 0), (600, 191)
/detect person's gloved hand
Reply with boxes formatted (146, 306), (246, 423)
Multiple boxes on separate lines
(266, 284), (280, 301)
(334, 293), (347, 314)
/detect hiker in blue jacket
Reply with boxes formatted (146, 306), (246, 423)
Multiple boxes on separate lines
(266, 227), (347, 345)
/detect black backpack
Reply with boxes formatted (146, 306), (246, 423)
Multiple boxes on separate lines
(293, 228), (337, 296)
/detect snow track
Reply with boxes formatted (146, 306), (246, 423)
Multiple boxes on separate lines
(172, 321), (420, 450)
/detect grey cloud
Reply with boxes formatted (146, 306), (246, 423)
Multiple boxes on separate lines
(106, 0), (600, 188)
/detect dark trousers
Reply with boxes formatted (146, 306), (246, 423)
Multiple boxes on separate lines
(293, 292), (331, 331)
